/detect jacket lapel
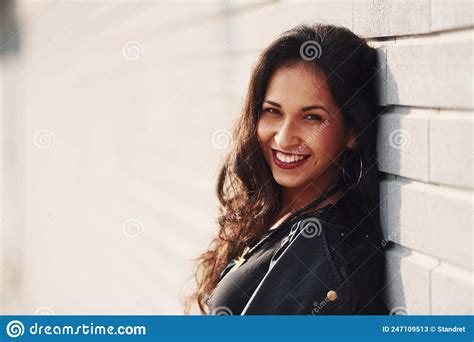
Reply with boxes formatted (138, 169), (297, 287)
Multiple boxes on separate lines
(240, 217), (349, 315)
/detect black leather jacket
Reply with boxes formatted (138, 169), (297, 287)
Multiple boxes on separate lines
(207, 192), (389, 315)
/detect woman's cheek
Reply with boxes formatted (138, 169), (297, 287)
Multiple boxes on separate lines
(319, 125), (344, 154)
(305, 132), (335, 168)
(257, 119), (273, 144)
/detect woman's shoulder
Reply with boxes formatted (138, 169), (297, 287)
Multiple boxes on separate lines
(302, 189), (386, 276)
(280, 191), (389, 315)
(304, 189), (381, 245)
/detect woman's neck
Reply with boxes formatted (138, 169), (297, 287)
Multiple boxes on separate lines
(281, 186), (343, 213)
(269, 186), (343, 231)
(281, 168), (343, 213)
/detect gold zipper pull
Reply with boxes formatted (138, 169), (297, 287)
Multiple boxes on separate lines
(227, 246), (250, 274)
(240, 245), (250, 258)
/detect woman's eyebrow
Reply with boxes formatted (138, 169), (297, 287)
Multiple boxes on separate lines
(263, 100), (328, 113)
(263, 100), (281, 108)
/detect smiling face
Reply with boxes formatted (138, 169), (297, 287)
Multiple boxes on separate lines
(257, 62), (356, 197)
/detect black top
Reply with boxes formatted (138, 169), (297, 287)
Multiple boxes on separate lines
(206, 189), (389, 315)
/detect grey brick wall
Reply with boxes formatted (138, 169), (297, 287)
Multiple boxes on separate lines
(0, 0), (471, 315)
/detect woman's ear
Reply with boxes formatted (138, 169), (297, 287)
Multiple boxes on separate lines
(346, 130), (357, 149)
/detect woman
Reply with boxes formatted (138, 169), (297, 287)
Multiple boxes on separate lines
(184, 23), (389, 315)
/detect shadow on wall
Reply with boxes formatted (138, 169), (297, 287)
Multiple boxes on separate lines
(377, 55), (411, 315)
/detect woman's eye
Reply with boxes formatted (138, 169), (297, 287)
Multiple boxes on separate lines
(264, 108), (281, 115)
(305, 114), (322, 121)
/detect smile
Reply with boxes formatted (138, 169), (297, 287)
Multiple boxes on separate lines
(271, 149), (311, 170)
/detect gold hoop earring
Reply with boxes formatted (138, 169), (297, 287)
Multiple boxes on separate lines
(342, 151), (363, 188)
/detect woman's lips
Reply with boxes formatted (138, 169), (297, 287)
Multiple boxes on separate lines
(271, 149), (311, 170)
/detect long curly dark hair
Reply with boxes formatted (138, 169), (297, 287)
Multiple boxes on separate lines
(183, 23), (382, 315)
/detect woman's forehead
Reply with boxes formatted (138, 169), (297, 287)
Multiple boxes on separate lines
(264, 64), (335, 108)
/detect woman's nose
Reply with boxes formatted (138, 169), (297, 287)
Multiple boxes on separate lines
(274, 120), (300, 149)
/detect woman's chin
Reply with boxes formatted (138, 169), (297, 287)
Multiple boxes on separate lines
(272, 174), (308, 189)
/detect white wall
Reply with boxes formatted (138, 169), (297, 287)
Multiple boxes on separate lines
(0, 0), (472, 315)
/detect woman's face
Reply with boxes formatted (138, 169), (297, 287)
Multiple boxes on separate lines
(257, 63), (356, 190)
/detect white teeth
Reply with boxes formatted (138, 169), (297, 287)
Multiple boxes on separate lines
(275, 151), (307, 163)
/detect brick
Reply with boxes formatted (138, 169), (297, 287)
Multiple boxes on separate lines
(377, 107), (431, 182)
(431, 0), (474, 32)
(380, 179), (472, 269)
(429, 111), (474, 188)
(431, 262), (474, 314)
(222, 1), (353, 51)
(386, 246), (439, 314)
(385, 31), (473, 109)
(353, 0), (431, 38)
(368, 42), (388, 105)
(135, 1), (353, 55)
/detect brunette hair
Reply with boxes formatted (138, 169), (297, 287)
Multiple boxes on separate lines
(183, 23), (382, 314)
